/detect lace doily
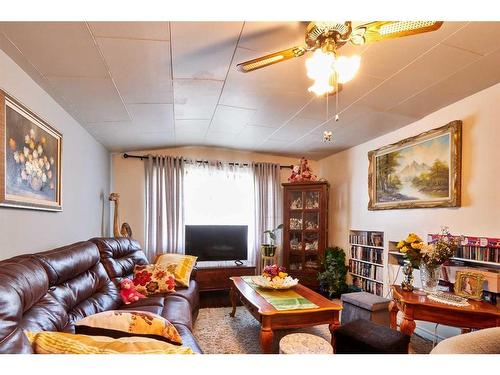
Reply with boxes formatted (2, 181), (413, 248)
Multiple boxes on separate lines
(427, 292), (470, 307)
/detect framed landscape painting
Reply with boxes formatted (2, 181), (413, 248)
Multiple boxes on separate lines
(368, 120), (461, 210)
(1, 89), (62, 211)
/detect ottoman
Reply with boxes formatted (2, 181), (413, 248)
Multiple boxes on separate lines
(279, 333), (333, 354)
(334, 319), (410, 354)
(340, 292), (391, 326)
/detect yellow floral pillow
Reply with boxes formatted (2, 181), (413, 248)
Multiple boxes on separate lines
(132, 264), (176, 295)
(25, 331), (194, 354)
(155, 254), (197, 287)
(74, 310), (182, 345)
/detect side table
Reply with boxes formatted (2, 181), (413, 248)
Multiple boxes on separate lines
(389, 285), (500, 336)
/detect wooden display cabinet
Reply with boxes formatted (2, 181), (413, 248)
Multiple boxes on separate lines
(282, 181), (329, 288)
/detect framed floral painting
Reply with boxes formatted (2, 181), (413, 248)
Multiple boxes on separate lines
(368, 120), (462, 210)
(1, 89), (62, 211)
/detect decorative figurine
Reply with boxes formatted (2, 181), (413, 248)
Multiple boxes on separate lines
(401, 260), (414, 292)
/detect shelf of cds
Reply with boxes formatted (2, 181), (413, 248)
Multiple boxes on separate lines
(348, 230), (385, 297)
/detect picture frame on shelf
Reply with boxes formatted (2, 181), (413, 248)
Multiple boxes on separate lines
(0, 89), (62, 211)
(368, 120), (462, 210)
(370, 233), (383, 247)
(454, 271), (485, 301)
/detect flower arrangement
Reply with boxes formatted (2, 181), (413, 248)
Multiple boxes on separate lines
(397, 227), (460, 268)
(396, 232), (424, 267)
(9, 128), (55, 192)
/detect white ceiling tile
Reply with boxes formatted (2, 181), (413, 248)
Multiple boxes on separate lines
(175, 119), (211, 133)
(359, 43), (482, 111)
(88, 22), (169, 40)
(47, 76), (129, 123)
(2, 22), (108, 78)
(173, 79), (223, 119)
(96, 37), (173, 104)
(127, 103), (174, 132)
(358, 22), (469, 79)
(390, 49), (500, 118)
(94, 129), (175, 152)
(171, 22), (243, 80)
(209, 105), (256, 134)
(443, 22), (500, 56)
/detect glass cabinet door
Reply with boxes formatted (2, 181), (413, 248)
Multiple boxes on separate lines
(305, 191), (320, 209)
(289, 191), (303, 210)
(289, 211), (303, 230)
(304, 212), (319, 230)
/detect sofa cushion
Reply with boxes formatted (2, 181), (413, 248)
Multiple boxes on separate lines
(170, 279), (200, 315)
(74, 310), (182, 345)
(162, 296), (193, 330)
(175, 324), (203, 354)
(32, 242), (122, 324)
(90, 237), (148, 280)
(119, 295), (165, 316)
(133, 264), (176, 295)
(156, 253), (197, 287)
(0, 257), (65, 353)
(25, 331), (194, 354)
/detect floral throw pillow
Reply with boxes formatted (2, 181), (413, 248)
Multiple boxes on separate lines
(74, 310), (182, 345)
(132, 264), (176, 295)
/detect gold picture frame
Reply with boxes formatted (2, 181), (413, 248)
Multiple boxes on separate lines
(368, 120), (462, 210)
(454, 271), (485, 301)
(0, 89), (62, 211)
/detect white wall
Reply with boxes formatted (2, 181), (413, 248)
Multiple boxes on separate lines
(112, 146), (319, 248)
(0, 50), (110, 259)
(318, 82), (500, 340)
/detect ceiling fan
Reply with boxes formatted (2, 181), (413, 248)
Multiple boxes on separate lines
(236, 21), (444, 95)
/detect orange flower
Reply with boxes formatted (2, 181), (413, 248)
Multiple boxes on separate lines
(8, 138), (16, 151)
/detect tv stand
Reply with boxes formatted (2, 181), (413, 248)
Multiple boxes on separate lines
(195, 263), (256, 292)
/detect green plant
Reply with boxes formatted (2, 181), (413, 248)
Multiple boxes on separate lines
(317, 246), (348, 298)
(263, 224), (284, 246)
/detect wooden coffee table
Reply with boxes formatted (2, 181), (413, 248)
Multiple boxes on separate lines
(229, 276), (342, 354)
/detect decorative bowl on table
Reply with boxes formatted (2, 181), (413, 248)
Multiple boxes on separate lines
(252, 265), (299, 290)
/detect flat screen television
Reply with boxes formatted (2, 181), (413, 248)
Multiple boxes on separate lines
(185, 225), (248, 262)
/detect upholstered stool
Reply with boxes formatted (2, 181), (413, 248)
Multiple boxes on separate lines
(334, 319), (410, 354)
(279, 333), (333, 354)
(341, 292), (391, 326)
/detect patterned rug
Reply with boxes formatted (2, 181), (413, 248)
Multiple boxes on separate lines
(192, 306), (434, 354)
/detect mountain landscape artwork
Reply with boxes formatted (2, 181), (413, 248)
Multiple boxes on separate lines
(368, 121), (462, 210)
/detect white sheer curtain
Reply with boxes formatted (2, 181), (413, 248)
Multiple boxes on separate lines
(253, 162), (282, 273)
(144, 155), (185, 261)
(184, 160), (255, 263)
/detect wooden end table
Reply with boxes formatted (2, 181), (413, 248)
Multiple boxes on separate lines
(229, 276), (342, 354)
(390, 285), (500, 336)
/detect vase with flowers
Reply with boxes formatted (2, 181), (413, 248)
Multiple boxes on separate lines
(396, 233), (424, 291)
(398, 227), (460, 293)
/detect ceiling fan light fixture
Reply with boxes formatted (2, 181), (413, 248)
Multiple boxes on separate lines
(333, 55), (361, 84)
(306, 49), (337, 96)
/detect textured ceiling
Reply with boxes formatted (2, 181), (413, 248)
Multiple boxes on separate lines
(1, 21), (499, 159)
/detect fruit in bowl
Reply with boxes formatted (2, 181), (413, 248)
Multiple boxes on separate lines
(253, 265), (299, 289)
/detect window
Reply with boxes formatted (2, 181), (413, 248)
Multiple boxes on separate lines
(184, 164), (254, 261)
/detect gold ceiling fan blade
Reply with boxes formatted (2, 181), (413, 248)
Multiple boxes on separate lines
(350, 21), (444, 45)
(236, 46), (307, 73)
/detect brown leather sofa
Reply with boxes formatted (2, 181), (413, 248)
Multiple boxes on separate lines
(0, 238), (202, 354)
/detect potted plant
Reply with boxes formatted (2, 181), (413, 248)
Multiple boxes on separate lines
(261, 224), (284, 257)
(317, 247), (348, 298)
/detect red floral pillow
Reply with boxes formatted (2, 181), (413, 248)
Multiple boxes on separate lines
(132, 264), (176, 295)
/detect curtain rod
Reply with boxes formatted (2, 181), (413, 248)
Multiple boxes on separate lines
(122, 153), (294, 169)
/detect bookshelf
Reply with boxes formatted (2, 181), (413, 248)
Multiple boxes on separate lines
(388, 234), (500, 305)
(388, 234), (500, 269)
(348, 229), (385, 297)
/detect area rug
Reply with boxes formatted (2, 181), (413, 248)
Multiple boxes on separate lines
(192, 306), (434, 354)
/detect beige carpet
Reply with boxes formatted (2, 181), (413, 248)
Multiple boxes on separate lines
(192, 306), (433, 354)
